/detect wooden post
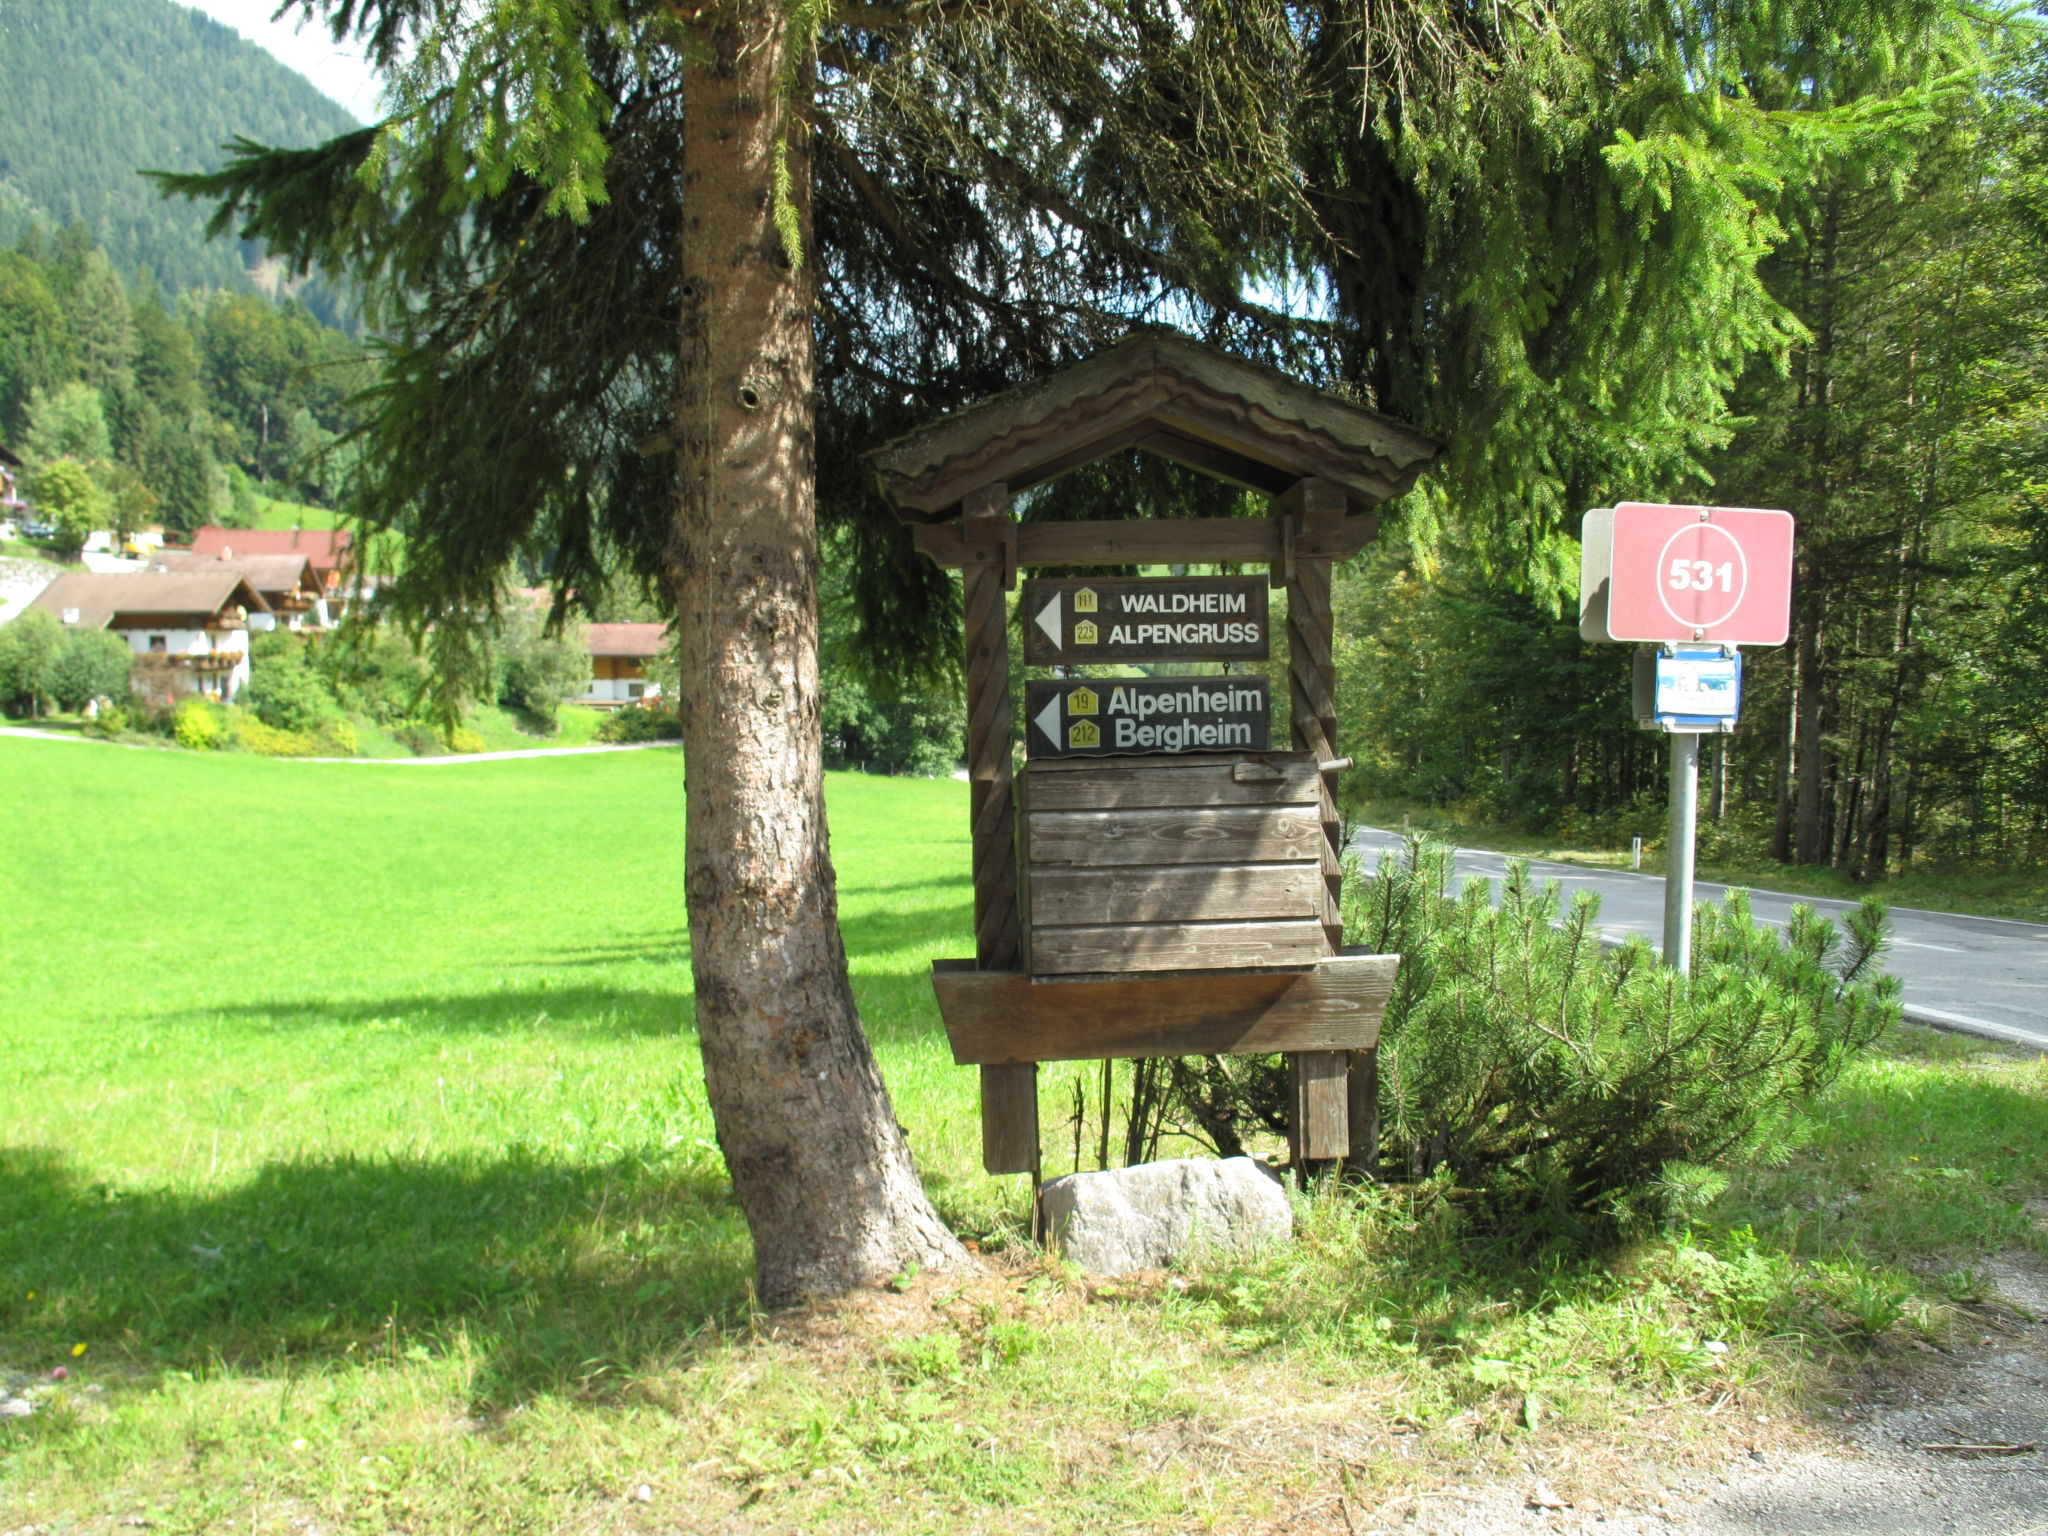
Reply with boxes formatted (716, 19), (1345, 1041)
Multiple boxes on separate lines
(1273, 477), (1349, 1164)
(1288, 1049), (1348, 1168)
(961, 483), (1037, 1175)
(981, 1062), (1040, 1175)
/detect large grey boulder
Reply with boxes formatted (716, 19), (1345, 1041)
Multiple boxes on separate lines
(1041, 1156), (1292, 1276)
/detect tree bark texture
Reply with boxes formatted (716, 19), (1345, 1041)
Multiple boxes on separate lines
(672, 6), (966, 1304)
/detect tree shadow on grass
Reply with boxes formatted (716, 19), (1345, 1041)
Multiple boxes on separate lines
(138, 906), (971, 1074)
(519, 901), (970, 977)
(161, 983), (694, 1038)
(0, 1143), (753, 1409)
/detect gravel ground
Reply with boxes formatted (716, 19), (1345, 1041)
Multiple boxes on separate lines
(1362, 1250), (2048, 1536)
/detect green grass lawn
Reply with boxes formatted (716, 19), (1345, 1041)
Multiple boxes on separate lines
(4, 742), (2046, 1533)
(249, 494), (344, 532)
(0, 540), (79, 571)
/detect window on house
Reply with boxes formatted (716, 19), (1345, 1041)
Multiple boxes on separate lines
(148, 635), (166, 652)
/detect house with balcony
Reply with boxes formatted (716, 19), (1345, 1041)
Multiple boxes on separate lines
(30, 570), (271, 703)
(189, 525), (357, 615)
(149, 549), (327, 629)
(579, 622), (667, 707)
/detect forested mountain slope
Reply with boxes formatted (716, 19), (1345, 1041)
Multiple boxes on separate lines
(0, 0), (357, 296)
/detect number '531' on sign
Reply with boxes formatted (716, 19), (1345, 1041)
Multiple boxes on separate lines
(1579, 503), (1795, 647)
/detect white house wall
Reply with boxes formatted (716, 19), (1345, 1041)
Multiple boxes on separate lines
(116, 625), (252, 702)
(580, 677), (661, 703)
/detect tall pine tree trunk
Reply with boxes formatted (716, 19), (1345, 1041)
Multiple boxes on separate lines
(1772, 665), (1796, 862)
(1791, 187), (1841, 867)
(672, 4), (967, 1305)
(1792, 609), (1828, 863)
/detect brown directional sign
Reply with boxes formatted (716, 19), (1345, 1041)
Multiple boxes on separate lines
(1025, 676), (1271, 758)
(1021, 576), (1269, 665)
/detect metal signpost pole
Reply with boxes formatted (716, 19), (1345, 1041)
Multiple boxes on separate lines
(1663, 731), (1699, 974)
(1583, 503), (1793, 977)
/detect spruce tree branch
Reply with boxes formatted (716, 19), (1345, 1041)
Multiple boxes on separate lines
(831, 0), (1018, 32)
(967, 143), (1340, 341)
(816, 119), (1023, 332)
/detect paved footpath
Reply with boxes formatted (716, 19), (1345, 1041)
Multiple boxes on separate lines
(1354, 827), (2048, 1052)
(0, 725), (676, 764)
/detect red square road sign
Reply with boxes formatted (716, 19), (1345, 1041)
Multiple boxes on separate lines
(1588, 502), (1794, 647)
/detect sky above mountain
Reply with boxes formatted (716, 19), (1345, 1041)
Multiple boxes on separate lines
(183, 0), (382, 122)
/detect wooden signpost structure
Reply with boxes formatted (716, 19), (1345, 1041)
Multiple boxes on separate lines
(866, 331), (1443, 1178)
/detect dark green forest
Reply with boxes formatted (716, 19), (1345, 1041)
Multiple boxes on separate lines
(0, 0), (357, 308)
(0, 221), (367, 534)
(1335, 24), (2048, 882)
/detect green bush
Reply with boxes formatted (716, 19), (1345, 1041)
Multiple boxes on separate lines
(493, 608), (585, 730)
(172, 698), (224, 750)
(244, 631), (330, 734)
(322, 718), (358, 756)
(0, 609), (63, 716)
(229, 713), (322, 757)
(820, 675), (962, 776)
(1360, 842), (1897, 1230)
(84, 701), (132, 736)
(594, 706), (682, 743)
(1165, 840), (1900, 1239)
(322, 631), (434, 725)
(47, 629), (133, 712)
(443, 724), (486, 755)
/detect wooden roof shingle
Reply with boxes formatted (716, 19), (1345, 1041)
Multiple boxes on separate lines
(865, 329), (1442, 522)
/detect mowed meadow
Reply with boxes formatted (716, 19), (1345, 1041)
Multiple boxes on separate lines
(0, 742), (1010, 1350)
(6, 736), (2048, 1534)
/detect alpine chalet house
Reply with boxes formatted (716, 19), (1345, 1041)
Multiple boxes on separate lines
(188, 526), (357, 616)
(30, 570), (270, 702)
(580, 622), (666, 707)
(149, 548), (327, 629)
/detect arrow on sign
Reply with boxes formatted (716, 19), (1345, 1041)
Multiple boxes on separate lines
(1033, 595), (1061, 651)
(1033, 692), (1064, 748)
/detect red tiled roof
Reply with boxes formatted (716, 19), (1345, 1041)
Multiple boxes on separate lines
(190, 526), (352, 569)
(586, 622), (668, 659)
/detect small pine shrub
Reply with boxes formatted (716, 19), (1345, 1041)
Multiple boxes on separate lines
(172, 698), (224, 751)
(443, 724), (487, 755)
(594, 706), (682, 743)
(1164, 840), (1900, 1239)
(1364, 842), (1898, 1232)
(84, 702), (132, 737)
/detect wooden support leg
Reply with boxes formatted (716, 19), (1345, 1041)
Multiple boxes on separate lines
(957, 485), (1026, 1177)
(1288, 1049), (1349, 1167)
(980, 1062), (1039, 1175)
(1342, 1045), (1379, 1181)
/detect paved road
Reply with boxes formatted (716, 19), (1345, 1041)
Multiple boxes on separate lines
(1354, 827), (2048, 1051)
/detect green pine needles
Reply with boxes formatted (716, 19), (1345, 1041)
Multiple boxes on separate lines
(1350, 841), (1900, 1237)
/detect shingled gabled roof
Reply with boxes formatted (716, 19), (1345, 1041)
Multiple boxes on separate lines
(29, 571), (272, 630)
(586, 622), (668, 659)
(865, 330), (1442, 522)
(149, 550), (320, 599)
